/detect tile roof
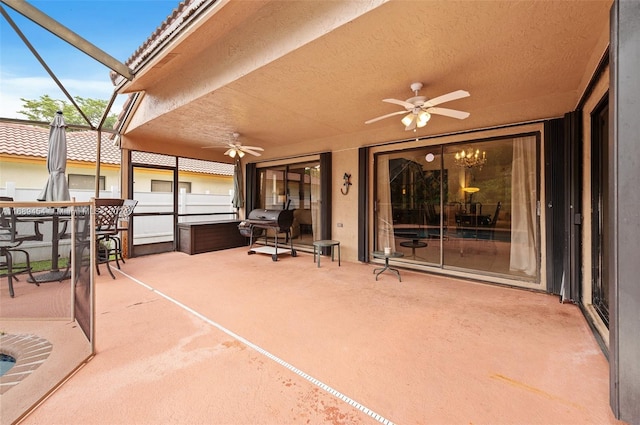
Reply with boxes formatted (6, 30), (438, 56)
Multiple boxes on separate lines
(0, 122), (120, 164)
(0, 122), (233, 176)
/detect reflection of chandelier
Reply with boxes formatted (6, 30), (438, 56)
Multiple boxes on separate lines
(454, 148), (486, 169)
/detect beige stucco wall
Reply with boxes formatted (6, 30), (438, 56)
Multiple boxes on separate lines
(331, 148), (360, 262)
(0, 156), (232, 198)
(132, 167), (232, 195)
(0, 156), (120, 191)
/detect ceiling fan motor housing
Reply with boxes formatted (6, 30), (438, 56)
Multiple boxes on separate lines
(410, 82), (423, 93)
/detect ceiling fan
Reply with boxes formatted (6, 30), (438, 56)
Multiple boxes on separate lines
(202, 132), (264, 158)
(365, 82), (470, 131)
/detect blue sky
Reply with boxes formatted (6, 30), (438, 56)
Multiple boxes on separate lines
(0, 0), (179, 119)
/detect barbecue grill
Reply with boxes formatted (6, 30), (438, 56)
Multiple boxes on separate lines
(239, 208), (297, 261)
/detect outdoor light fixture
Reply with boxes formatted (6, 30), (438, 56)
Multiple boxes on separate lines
(416, 110), (431, 127)
(401, 114), (413, 127)
(227, 149), (245, 158)
(401, 110), (431, 128)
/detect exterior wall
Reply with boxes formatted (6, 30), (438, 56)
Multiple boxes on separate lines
(0, 156), (120, 193)
(331, 148), (360, 262)
(179, 171), (233, 195)
(130, 167), (232, 195)
(0, 156), (47, 189)
(0, 156), (232, 198)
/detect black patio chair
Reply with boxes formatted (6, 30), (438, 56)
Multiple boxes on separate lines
(111, 199), (137, 268)
(94, 198), (124, 279)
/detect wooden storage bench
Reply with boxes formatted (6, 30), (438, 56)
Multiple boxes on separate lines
(177, 220), (247, 255)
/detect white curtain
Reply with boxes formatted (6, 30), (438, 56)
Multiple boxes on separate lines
(377, 156), (395, 251)
(310, 167), (321, 237)
(510, 136), (537, 275)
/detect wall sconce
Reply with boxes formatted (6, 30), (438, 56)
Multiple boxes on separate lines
(341, 173), (352, 195)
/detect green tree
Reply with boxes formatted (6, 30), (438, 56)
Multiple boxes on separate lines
(18, 94), (118, 129)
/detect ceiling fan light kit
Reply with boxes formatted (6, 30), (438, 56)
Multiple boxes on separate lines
(202, 132), (264, 158)
(365, 82), (470, 131)
(226, 148), (245, 158)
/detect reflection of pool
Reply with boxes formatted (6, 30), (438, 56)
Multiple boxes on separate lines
(0, 353), (16, 376)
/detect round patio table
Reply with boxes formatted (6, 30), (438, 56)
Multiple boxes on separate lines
(372, 251), (404, 282)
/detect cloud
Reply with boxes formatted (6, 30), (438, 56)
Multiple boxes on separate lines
(0, 72), (123, 119)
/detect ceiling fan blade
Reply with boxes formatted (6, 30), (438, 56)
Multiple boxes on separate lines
(426, 107), (470, 120)
(241, 145), (264, 151)
(423, 90), (470, 107)
(243, 149), (262, 157)
(383, 98), (415, 109)
(404, 114), (417, 131)
(365, 110), (407, 124)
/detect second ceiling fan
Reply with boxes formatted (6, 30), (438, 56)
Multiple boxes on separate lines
(365, 82), (470, 131)
(202, 132), (264, 158)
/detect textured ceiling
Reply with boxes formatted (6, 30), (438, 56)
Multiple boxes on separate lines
(119, 0), (611, 163)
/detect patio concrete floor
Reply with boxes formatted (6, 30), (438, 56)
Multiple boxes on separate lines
(9, 247), (626, 424)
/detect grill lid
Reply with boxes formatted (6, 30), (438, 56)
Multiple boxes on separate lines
(246, 209), (294, 229)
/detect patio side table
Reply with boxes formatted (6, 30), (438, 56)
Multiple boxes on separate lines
(372, 251), (404, 282)
(312, 240), (340, 267)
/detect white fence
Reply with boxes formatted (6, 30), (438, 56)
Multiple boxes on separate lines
(2, 187), (237, 260)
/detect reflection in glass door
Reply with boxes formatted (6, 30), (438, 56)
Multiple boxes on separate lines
(375, 135), (540, 282)
(256, 161), (321, 248)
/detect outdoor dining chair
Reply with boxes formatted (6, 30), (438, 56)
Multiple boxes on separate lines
(0, 197), (44, 297)
(111, 199), (138, 268)
(94, 198), (124, 279)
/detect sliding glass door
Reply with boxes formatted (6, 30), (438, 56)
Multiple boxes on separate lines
(255, 160), (322, 248)
(375, 134), (540, 282)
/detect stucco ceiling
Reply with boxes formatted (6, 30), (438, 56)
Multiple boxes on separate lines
(118, 0), (612, 163)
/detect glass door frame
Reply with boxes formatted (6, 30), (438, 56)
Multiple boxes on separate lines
(591, 95), (609, 327)
(255, 161), (321, 249)
(371, 131), (541, 286)
(250, 153), (331, 250)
